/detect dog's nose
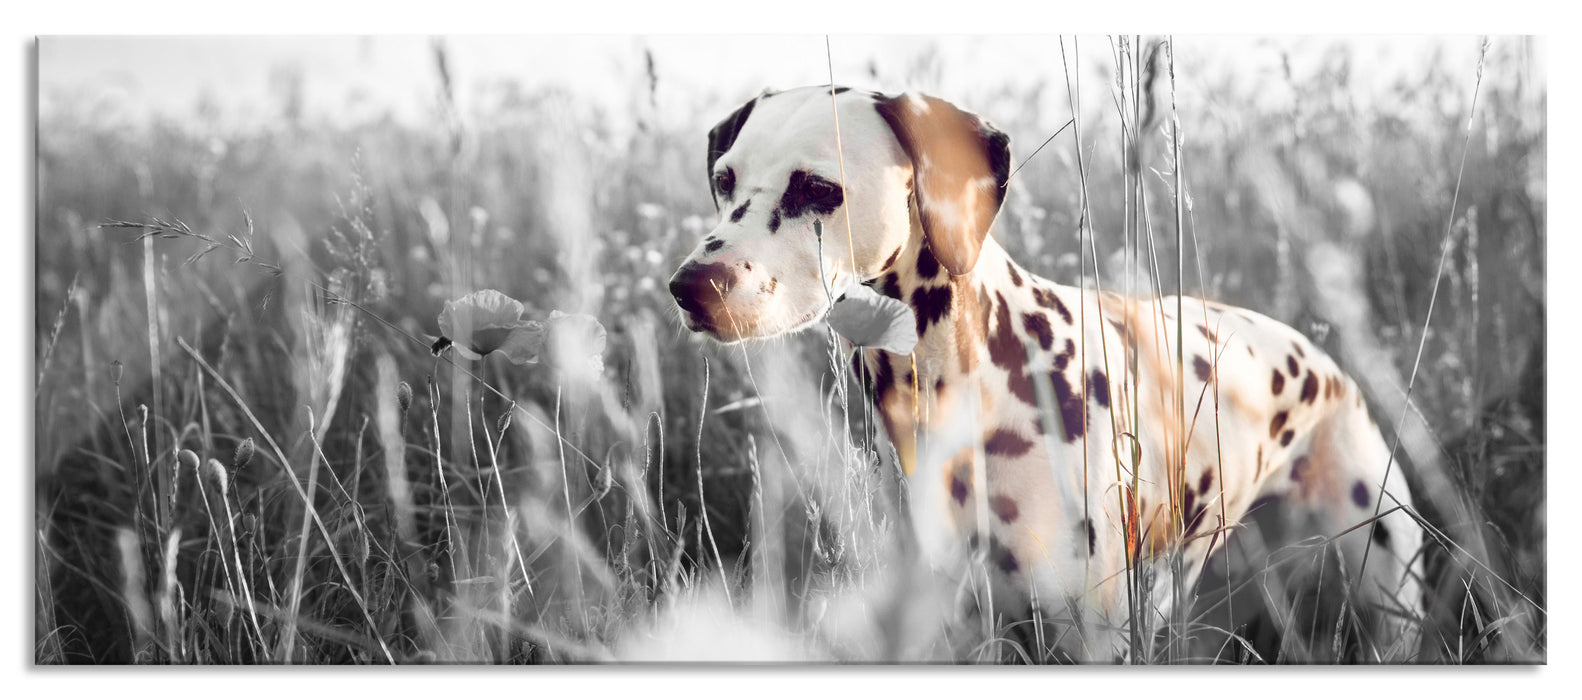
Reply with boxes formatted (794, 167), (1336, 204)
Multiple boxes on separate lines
(669, 262), (737, 316)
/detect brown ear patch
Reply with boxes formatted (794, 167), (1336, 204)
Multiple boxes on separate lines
(874, 93), (1011, 276)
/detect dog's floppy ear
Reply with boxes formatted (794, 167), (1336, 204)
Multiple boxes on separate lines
(874, 92), (1011, 276)
(705, 92), (762, 210)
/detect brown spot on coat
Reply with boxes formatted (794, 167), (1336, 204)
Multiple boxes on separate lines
(1051, 368), (1085, 442)
(1286, 355), (1300, 377)
(1053, 338), (1075, 370)
(1372, 522), (1392, 548)
(1090, 369), (1110, 408)
(991, 537), (1020, 574)
(987, 291), (1023, 371)
(1291, 455), (1311, 482)
(1006, 261), (1023, 286)
(1184, 492), (1208, 536)
(911, 283), (953, 337)
(1271, 369), (1285, 395)
(1269, 410), (1289, 439)
(1023, 312), (1054, 351)
(984, 428), (1034, 457)
(1280, 429), (1294, 447)
(950, 476), (970, 505)
(1008, 370), (1037, 406)
(1299, 371), (1320, 404)
(985, 292), (1040, 407)
(989, 495), (1020, 524)
(871, 351), (896, 404)
(1193, 355), (1212, 383)
(948, 451), (973, 505)
(1032, 287), (1073, 325)
(877, 272), (902, 300)
(882, 246), (903, 271)
(1351, 480), (1370, 508)
(915, 240), (942, 279)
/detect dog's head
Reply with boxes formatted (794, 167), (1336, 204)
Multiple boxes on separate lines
(669, 86), (1011, 343)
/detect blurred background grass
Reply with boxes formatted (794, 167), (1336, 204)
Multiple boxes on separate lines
(33, 35), (1544, 663)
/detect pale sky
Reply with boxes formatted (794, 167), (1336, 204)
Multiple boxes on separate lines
(40, 35), (1517, 132)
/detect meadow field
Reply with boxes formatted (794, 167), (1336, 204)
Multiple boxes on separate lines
(33, 36), (1545, 664)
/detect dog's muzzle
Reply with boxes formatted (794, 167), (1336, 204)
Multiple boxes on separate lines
(668, 261), (739, 331)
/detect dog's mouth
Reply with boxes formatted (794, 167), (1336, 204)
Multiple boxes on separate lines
(680, 309), (716, 334)
(678, 303), (830, 344)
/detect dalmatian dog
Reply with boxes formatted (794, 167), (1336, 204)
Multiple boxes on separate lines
(669, 85), (1425, 663)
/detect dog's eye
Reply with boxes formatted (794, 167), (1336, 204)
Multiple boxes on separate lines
(805, 178), (838, 200)
(713, 169), (735, 196)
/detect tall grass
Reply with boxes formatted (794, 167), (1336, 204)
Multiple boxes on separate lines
(34, 36), (1543, 663)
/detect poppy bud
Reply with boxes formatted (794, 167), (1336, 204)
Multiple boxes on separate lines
(397, 381), (413, 413)
(177, 449), (201, 474)
(595, 462), (614, 498)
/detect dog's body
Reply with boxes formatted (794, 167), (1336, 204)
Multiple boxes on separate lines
(670, 86), (1424, 662)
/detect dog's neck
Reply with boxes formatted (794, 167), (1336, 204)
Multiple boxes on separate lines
(862, 231), (1023, 475)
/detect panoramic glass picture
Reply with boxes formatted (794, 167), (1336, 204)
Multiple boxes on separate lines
(34, 35), (1545, 664)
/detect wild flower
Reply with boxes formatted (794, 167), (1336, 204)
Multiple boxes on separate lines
(825, 285), (918, 355)
(435, 289), (547, 365)
(546, 309), (608, 377)
(435, 290), (607, 374)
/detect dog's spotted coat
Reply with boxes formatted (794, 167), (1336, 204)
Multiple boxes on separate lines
(670, 86), (1424, 661)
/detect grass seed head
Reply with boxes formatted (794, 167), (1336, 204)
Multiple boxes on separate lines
(232, 438), (255, 469)
(204, 458), (230, 498)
